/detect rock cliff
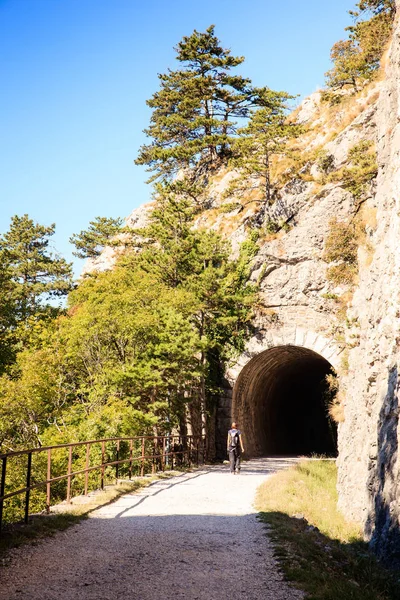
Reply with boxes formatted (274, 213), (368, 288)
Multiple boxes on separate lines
(337, 1), (400, 566)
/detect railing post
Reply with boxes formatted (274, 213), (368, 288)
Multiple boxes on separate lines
(203, 436), (207, 464)
(129, 439), (133, 480)
(84, 443), (90, 496)
(188, 436), (191, 468)
(152, 437), (156, 474)
(140, 437), (145, 477)
(101, 441), (105, 490)
(46, 449), (51, 514)
(162, 437), (166, 472)
(66, 446), (72, 503)
(0, 456), (7, 533)
(115, 440), (120, 483)
(24, 452), (32, 524)
(170, 436), (174, 470)
(196, 438), (199, 467)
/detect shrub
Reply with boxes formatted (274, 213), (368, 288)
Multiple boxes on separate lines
(317, 150), (336, 174)
(218, 202), (241, 214)
(323, 218), (358, 285)
(328, 141), (378, 200)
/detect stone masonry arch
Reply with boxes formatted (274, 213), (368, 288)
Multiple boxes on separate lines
(215, 328), (342, 458)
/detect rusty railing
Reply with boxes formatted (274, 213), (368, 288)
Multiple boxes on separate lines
(0, 434), (206, 533)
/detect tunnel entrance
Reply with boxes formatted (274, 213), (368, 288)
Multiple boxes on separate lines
(231, 345), (337, 457)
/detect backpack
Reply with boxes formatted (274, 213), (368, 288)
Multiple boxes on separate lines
(230, 429), (239, 449)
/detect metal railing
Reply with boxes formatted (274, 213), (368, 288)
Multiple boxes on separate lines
(0, 434), (206, 533)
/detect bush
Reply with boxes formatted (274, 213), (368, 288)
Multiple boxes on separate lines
(328, 141), (378, 200)
(218, 202), (241, 214)
(317, 150), (336, 174)
(323, 218), (358, 285)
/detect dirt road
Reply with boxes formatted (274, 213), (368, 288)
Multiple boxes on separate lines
(0, 458), (303, 600)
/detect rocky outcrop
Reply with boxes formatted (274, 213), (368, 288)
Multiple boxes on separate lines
(82, 202), (153, 274)
(337, 4), (400, 567)
(211, 10), (400, 567)
(215, 74), (381, 461)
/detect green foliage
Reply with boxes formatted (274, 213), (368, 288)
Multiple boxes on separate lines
(228, 90), (303, 204)
(0, 215), (72, 319)
(0, 342), (65, 448)
(329, 140), (378, 199)
(316, 150), (336, 175)
(325, 39), (369, 93)
(70, 216), (124, 259)
(263, 217), (291, 236)
(320, 90), (344, 106)
(69, 267), (199, 415)
(135, 25), (265, 182)
(0, 261), (18, 372)
(351, 0), (395, 18)
(218, 202), (241, 214)
(323, 218), (358, 285)
(325, 1), (395, 93)
(0, 190), (258, 450)
(0, 215), (72, 375)
(132, 183), (258, 370)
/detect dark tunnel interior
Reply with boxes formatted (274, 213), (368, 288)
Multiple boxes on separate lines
(231, 345), (337, 457)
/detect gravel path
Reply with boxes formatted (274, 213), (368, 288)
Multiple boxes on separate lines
(0, 458), (304, 600)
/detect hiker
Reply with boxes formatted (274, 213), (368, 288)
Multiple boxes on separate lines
(227, 422), (244, 474)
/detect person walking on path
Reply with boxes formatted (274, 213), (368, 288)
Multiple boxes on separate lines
(227, 422), (244, 474)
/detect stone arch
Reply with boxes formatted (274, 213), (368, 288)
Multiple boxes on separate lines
(219, 328), (341, 458)
(228, 328), (342, 378)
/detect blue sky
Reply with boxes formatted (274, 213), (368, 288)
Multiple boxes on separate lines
(0, 0), (353, 275)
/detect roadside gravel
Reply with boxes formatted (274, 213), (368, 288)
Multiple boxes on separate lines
(0, 458), (304, 600)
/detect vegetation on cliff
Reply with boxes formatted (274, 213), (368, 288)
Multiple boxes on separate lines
(135, 25), (266, 182)
(325, 0), (395, 96)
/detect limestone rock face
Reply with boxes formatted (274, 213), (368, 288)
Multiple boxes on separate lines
(213, 12), (400, 566)
(336, 5), (400, 566)
(295, 91), (321, 124)
(82, 202), (153, 274)
(215, 88), (380, 459)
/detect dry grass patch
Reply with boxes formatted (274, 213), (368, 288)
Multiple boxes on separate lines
(256, 460), (400, 600)
(256, 459), (360, 542)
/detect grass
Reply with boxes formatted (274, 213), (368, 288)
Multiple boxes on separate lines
(255, 460), (400, 600)
(0, 471), (183, 561)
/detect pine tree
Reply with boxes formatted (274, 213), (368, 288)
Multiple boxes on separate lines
(0, 262), (17, 373)
(228, 90), (302, 204)
(131, 184), (202, 288)
(0, 214), (73, 323)
(353, 0), (395, 16)
(325, 39), (367, 92)
(70, 216), (124, 259)
(135, 25), (259, 182)
(124, 184), (258, 437)
(325, 0), (395, 93)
